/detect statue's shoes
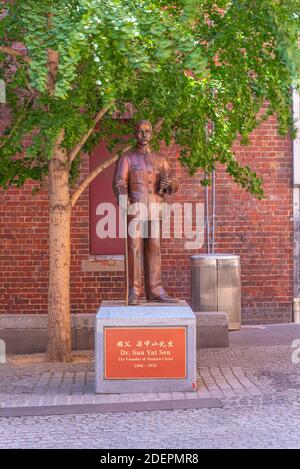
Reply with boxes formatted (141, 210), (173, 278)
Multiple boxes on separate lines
(128, 294), (140, 305)
(147, 293), (178, 303)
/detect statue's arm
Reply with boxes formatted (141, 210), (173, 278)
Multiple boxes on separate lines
(161, 158), (179, 194)
(113, 154), (129, 203)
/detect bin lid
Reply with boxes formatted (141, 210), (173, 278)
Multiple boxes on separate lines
(190, 253), (240, 260)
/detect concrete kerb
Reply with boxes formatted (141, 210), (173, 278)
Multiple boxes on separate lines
(0, 311), (229, 353)
(0, 398), (222, 418)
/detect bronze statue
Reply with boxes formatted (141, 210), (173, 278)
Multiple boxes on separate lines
(113, 120), (179, 305)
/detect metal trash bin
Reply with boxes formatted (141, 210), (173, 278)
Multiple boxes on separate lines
(190, 254), (241, 330)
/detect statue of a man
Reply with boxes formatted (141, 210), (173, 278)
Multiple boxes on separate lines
(113, 120), (179, 305)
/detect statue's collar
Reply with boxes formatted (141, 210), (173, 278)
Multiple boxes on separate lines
(135, 146), (151, 157)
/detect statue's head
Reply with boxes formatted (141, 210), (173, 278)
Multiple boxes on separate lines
(135, 120), (152, 147)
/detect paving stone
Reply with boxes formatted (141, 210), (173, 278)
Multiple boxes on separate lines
(1, 328), (300, 448)
(1, 402), (300, 449)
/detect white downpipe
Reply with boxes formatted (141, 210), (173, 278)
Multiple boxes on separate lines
(293, 298), (300, 323)
(293, 88), (300, 186)
(293, 88), (300, 322)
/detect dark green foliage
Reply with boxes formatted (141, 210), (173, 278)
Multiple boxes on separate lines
(1, 0), (300, 198)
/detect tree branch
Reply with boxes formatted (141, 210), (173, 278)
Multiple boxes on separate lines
(154, 117), (164, 133)
(0, 96), (33, 150)
(68, 105), (112, 165)
(70, 143), (131, 208)
(46, 49), (59, 95)
(0, 46), (31, 63)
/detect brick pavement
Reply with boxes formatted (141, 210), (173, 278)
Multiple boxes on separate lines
(0, 324), (300, 408)
(0, 362), (264, 411)
(1, 324), (300, 413)
(0, 324), (300, 448)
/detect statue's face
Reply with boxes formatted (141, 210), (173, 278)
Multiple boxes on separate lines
(135, 122), (152, 146)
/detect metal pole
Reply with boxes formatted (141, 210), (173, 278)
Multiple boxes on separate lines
(212, 168), (216, 253)
(123, 207), (129, 306)
(210, 90), (216, 254)
(205, 173), (210, 254)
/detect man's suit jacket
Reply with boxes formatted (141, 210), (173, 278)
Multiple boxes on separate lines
(113, 150), (178, 218)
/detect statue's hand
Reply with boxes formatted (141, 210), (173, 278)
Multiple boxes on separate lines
(118, 195), (129, 211)
(159, 178), (171, 193)
(160, 177), (175, 194)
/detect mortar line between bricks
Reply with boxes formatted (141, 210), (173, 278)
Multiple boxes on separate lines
(220, 367), (251, 394)
(52, 373), (66, 405)
(84, 370), (88, 392)
(200, 373), (222, 396)
(56, 372), (65, 394)
(205, 369), (225, 393)
(38, 372), (53, 405)
(232, 369), (261, 393)
(31, 372), (50, 393)
(58, 370), (66, 393)
(230, 367), (252, 388)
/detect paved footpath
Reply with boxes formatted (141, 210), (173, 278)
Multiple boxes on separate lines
(0, 324), (300, 448)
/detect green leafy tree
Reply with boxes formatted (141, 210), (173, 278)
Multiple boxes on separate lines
(1, 0), (300, 361)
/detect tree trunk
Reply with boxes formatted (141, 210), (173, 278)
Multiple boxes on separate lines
(46, 140), (72, 362)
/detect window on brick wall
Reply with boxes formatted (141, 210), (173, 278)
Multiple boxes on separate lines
(90, 106), (132, 255)
(89, 140), (123, 255)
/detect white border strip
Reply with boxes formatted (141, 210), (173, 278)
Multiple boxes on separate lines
(293, 88), (300, 185)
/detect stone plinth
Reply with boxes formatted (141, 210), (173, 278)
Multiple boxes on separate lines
(95, 300), (196, 394)
(195, 311), (229, 348)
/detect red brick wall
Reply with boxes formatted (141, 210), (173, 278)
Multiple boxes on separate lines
(0, 115), (294, 323)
